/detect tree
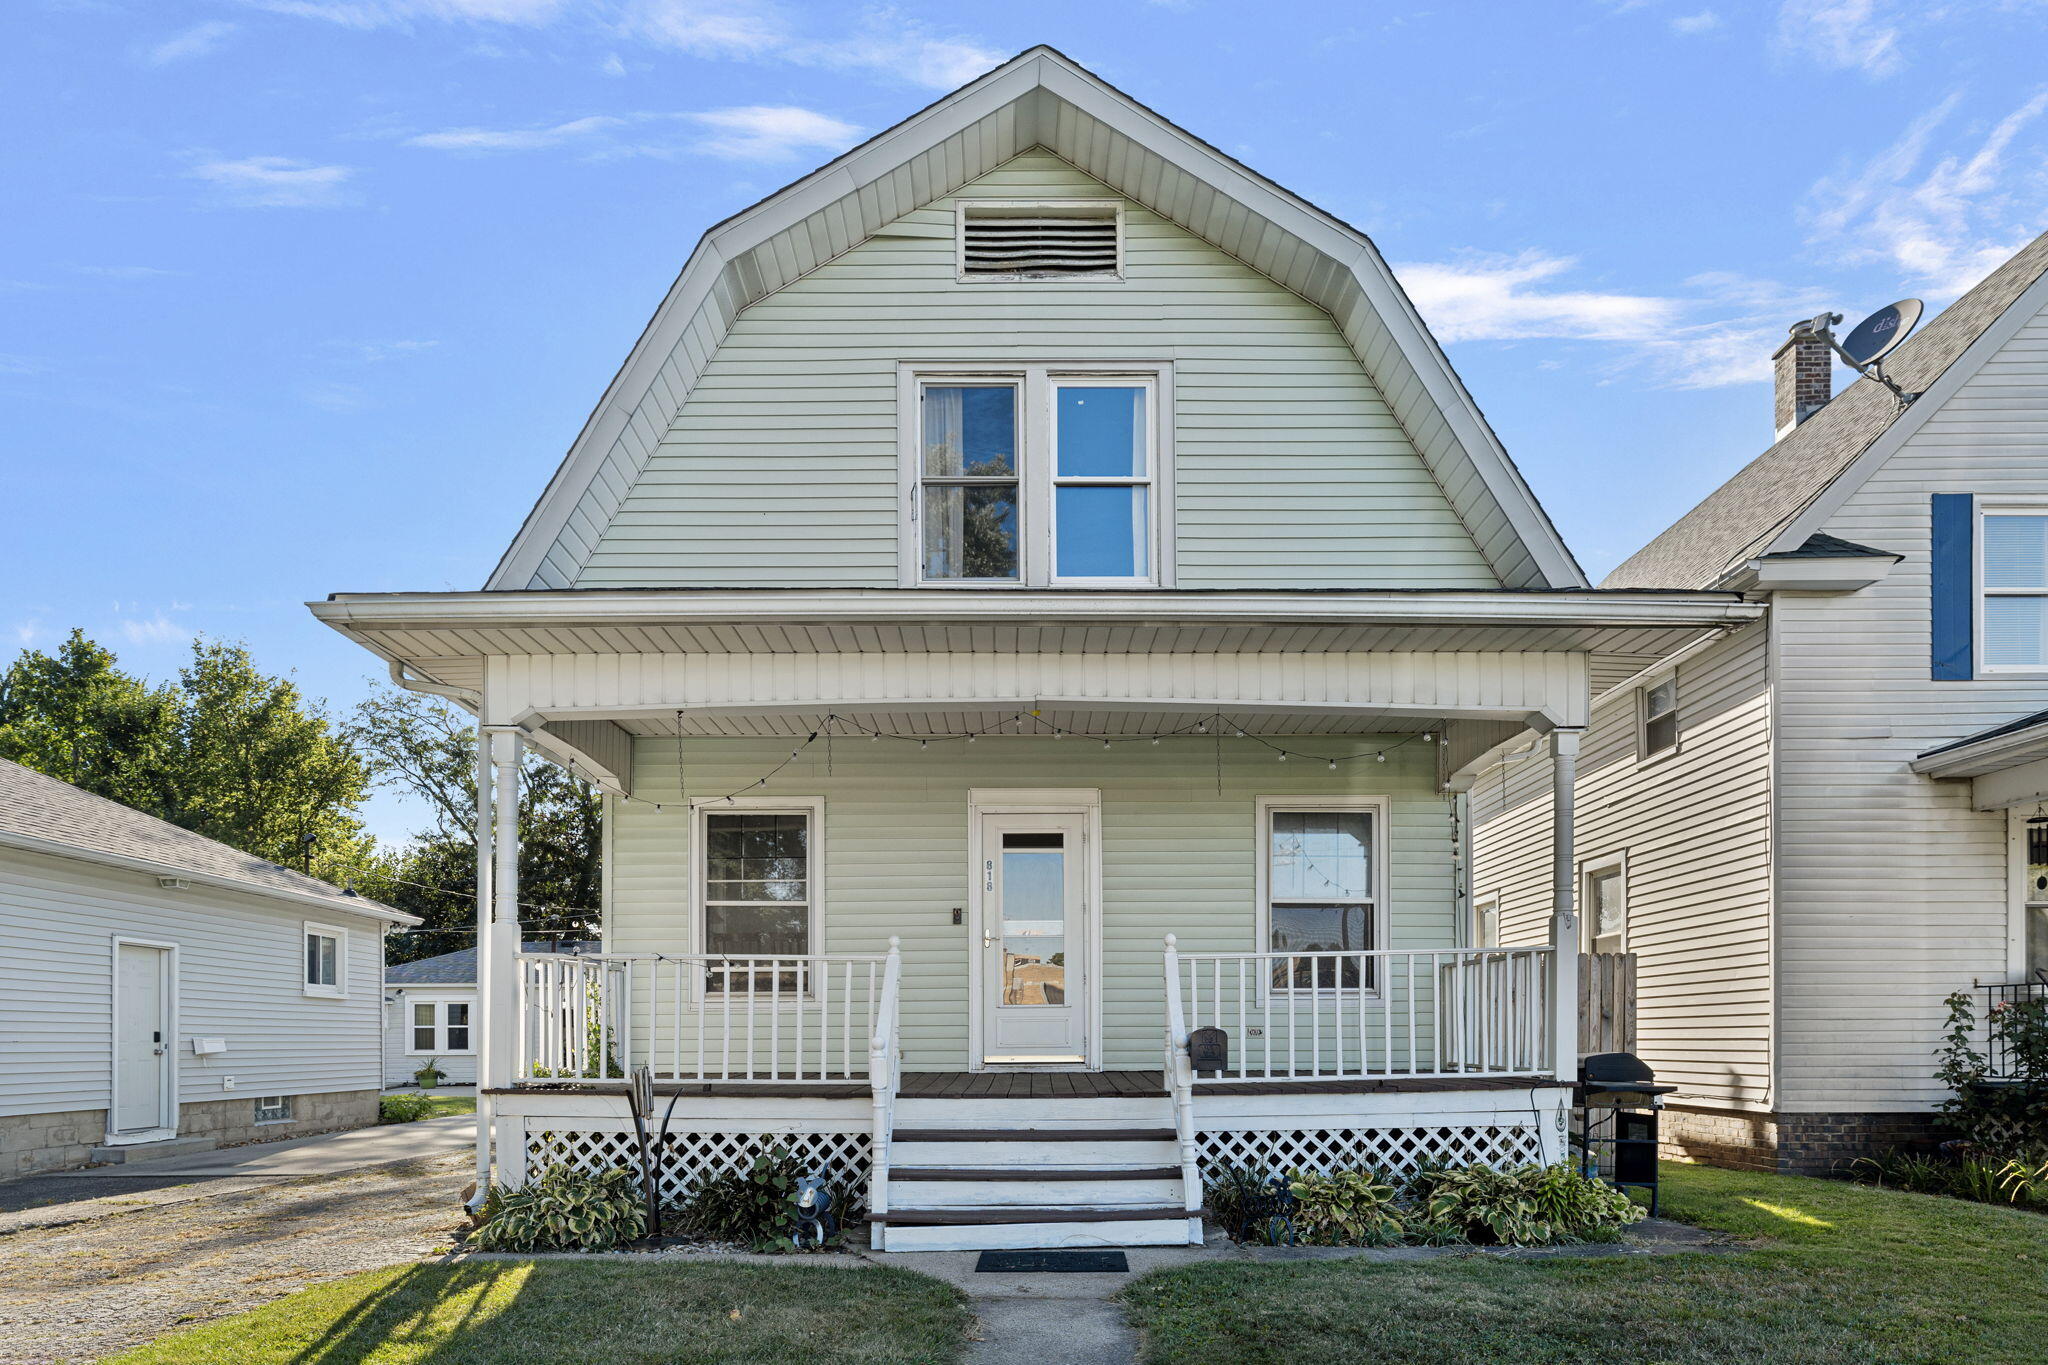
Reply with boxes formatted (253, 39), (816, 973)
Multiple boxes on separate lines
(346, 683), (601, 963)
(0, 632), (370, 880)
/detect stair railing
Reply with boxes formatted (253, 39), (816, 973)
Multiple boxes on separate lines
(867, 936), (903, 1251)
(1161, 935), (1203, 1239)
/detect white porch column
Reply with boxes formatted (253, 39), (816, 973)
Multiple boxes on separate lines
(1548, 727), (1583, 1084)
(479, 726), (525, 1188)
(470, 726), (495, 1203)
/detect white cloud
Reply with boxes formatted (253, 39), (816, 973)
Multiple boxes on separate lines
(787, 29), (1005, 91)
(119, 614), (190, 646)
(688, 105), (862, 160)
(625, 1), (1002, 89)
(1669, 10), (1721, 34)
(406, 115), (626, 151)
(1395, 252), (1831, 388)
(349, 338), (441, 361)
(1805, 88), (2048, 299)
(243, 0), (570, 26)
(143, 21), (238, 65)
(188, 155), (357, 208)
(1773, 0), (1903, 78)
(73, 265), (188, 280)
(626, 0), (783, 56)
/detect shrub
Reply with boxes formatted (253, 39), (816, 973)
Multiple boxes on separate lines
(1843, 1145), (2048, 1210)
(1936, 990), (2048, 1151)
(470, 1164), (646, 1252)
(673, 1148), (805, 1247)
(379, 1093), (437, 1124)
(1409, 1163), (1643, 1246)
(1287, 1169), (1405, 1247)
(1204, 1165), (1295, 1245)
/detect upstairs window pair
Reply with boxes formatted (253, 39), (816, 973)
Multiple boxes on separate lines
(914, 369), (1162, 586)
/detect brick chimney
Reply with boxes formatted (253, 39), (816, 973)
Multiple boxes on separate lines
(1773, 316), (1836, 438)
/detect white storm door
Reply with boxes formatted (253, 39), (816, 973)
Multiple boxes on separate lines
(980, 813), (1089, 1066)
(113, 943), (172, 1134)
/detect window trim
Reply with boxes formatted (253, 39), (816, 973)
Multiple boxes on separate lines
(954, 199), (1125, 284)
(1579, 852), (1629, 955)
(898, 361), (1175, 590)
(688, 795), (825, 1001)
(1976, 501), (2048, 675)
(1636, 675), (1680, 765)
(402, 992), (475, 1056)
(1253, 795), (1390, 999)
(1471, 893), (1501, 950)
(303, 922), (346, 999)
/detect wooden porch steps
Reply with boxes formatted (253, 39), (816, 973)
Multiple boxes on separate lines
(890, 1127), (1175, 1144)
(891, 1166), (1180, 1182)
(872, 1206), (1196, 1226)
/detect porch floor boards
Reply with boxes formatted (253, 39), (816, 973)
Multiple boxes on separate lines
(496, 1071), (1554, 1099)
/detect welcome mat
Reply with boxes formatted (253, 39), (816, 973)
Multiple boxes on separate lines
(975, 1249), (1130, 1273)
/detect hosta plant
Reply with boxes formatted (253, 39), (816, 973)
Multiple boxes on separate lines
(1286, 1169), (1405, 1247)
(1409, 1162), (1643, 1246)
(470, 1164), (646, 1252)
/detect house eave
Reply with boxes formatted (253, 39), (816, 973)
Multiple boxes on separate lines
(1725, 555), (1901, 593)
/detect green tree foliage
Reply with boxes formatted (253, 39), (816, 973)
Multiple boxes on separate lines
(0, 631), (370, 879)
(346, 684), (601, 963)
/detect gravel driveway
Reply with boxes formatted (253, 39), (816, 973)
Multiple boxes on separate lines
(0, 1153), (468, 1365)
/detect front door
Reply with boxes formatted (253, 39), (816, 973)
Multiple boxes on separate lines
(113, 942), (172, 1135)
(979, 812), (1088, 1066)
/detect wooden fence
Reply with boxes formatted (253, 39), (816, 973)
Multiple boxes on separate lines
(1578, 952), (1636, 1057)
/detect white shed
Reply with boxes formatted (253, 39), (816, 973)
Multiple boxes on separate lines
(0, 759), (416, 1173)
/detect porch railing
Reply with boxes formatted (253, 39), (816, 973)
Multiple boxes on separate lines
(1980, 977), (2048, 1081)
(514, 950), (894, 1084)
(1163, 942), (1555, 1083)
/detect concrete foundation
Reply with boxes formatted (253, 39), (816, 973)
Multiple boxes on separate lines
(2, 1089), (381, 1177)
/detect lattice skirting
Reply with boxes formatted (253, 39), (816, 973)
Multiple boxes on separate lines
(1196, 1123), (1546, 1180)
(525, 1128), (872, 1209)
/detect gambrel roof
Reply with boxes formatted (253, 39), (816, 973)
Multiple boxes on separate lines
(488, 46), (1583, 593)
(1606, 229), (2048, 590)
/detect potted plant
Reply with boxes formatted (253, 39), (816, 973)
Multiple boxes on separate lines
(414, 1058), (447, 1090)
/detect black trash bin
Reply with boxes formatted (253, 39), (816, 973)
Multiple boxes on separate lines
(1574, 1052), (1675, 1214)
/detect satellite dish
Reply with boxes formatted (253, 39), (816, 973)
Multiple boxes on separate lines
(1839, 299), (1923, 368)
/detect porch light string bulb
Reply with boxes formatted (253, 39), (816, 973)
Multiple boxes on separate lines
(617, 708), (1448, 806)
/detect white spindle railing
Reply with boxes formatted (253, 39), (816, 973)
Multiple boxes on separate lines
(1165, 945), (1553, 1082)
(514, 951), (893, 1084)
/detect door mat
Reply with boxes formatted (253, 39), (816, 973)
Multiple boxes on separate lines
(975, 1249), (1130, 1273)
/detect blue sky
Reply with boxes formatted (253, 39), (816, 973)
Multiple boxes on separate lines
(6, 0), (2047, 842)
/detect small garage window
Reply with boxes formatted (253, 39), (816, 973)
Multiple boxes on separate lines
(304, 923), (345, 997)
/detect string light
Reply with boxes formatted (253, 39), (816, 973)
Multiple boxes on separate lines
(603, 709), (1443, 806)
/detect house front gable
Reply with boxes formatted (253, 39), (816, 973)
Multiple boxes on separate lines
(488, 47), (1581, 594)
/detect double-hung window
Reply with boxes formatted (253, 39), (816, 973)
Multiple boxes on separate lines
(1258, 798), (1384, 991)
(1639, 678), (1679, 760)
(1581, 857), (1628, 954)
(408, 998), (472, 1054)
(304, 923), (344, 998)
(907, 365), (1167, 587)
(696, 799), (820, 994)
(1981, 509), (2048, 669)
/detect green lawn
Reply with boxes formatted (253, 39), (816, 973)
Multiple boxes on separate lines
(411, 1094), (476, 1119)
(103, 1260), (969, 1365)
(1119, 1162), (2048, 1365)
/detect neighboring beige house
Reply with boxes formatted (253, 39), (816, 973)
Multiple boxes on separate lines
(0, 760), (415, 1174)
(312, 47), (1757, 1250)
(1472, 231), (2048, 1173)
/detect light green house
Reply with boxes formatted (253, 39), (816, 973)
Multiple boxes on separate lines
(313, 47), (1758, 1251)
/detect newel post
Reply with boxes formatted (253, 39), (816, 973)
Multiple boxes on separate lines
(1162, 935), (1202, 1242)
(1548, 728), (1583, 1084)
(867, 935), (902, 1250)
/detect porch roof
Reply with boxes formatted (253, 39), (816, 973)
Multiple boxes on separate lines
(312, 587), (1759, 696)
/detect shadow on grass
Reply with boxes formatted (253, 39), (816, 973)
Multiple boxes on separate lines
(111, 1259), (971, 1365)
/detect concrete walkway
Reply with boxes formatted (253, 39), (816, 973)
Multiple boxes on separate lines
(0, 1115), (475, 1227)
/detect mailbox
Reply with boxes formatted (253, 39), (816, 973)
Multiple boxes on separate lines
(1188, 1026), (1228, 1075)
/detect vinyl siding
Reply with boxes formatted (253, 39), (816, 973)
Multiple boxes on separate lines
(1772, 293), (2048, 1113)
(383, 987), (478, 1087)
(576, 151), (1496, 591)
(608, 733), (1458, 1071)
(1471, 622), (1773, 1110)
(0, 845), (388, 1120)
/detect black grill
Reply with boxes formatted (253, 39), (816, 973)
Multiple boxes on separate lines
(1574, 1052), (1674, 1214)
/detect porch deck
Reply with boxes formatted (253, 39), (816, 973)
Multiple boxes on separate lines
(492, 1069), (1551, 1100)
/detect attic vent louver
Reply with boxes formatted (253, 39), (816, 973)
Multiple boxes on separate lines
(959, 202), (1121, 280)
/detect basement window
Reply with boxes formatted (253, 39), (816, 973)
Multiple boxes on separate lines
(254, 1096), (292, 1124)
(957, 202), (1122, 282)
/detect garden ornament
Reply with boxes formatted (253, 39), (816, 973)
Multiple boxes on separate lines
(791, 1174), (837, 1250)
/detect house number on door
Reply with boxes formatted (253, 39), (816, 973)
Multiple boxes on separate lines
(983, 859), (994, 892)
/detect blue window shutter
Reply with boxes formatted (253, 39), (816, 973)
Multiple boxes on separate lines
(1930, 493), (1974, 680)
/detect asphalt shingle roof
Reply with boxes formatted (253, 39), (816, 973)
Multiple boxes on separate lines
(383, 941), (599, 986)
(1605, 231), (2048, 590)
(0, 757), (409, 920)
